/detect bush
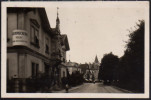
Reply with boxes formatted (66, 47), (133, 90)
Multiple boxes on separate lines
(68, 71), (84, 86)
(7, 79), (15, 92)
(26, 73), (52, 92)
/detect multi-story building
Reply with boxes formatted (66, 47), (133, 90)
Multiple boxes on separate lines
(58, 34), (70, 79)
(7, 7), (70, 92)
(50, 11), (70, 88)
(7, 7), (52, 79)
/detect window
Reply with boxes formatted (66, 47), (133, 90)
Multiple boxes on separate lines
(31, 26), (34, 43)
(31, 62), (39, 78)
(63, 58), (65, 63)
(45, 37), (49, 54)
(63, 71), (65, 77)
(30, 20), (40, 48)
(45, 63), (50, 76)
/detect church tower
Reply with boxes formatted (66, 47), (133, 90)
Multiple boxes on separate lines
(56, 7), (60, 33)
(94, 55), (99, 64)
(93, 55), (100, 68)
(93, 55), (100, 81)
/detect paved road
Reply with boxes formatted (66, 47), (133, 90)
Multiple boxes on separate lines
(54, 83), (131, 93)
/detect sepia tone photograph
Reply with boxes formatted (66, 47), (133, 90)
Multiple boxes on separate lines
(1, 1), (149, 98)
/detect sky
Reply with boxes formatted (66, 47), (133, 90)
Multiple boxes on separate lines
(45, 2), (145, 64)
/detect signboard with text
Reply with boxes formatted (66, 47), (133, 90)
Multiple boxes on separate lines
(12, 30), (28, 46)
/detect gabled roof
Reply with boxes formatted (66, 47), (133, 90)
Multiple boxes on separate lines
(61, 34), (70, 51)
(38, 8), (52, 34)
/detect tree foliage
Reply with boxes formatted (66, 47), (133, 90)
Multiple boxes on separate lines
(98, 52), (119, 82)
(63, 71), (84, 87)
(98, 20), (144, 92)
(118, 20), (144, 92)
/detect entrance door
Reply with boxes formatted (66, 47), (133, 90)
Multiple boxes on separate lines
(31, 62), (39, 78)
(45, 63), (50, 76)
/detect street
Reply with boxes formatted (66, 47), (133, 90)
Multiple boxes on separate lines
(53, 83), (132, 93)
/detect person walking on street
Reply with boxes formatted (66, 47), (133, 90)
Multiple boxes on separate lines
(65, 84), (69, 93)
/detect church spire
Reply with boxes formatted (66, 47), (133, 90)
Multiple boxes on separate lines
(56, 7), (60, 31)
(94, 55), (99, 63)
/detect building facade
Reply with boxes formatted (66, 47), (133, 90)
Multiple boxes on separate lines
(7, 7), (70, 92)
(65, 61), (81, 75)
(7, 8), (52, 79)
(58, 35), (70, 82)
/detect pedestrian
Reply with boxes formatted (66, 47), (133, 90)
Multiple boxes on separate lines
(65, 84), (69, 93)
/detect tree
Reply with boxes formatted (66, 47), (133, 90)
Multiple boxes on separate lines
(99, 52), (119, 83)
(118, 20), (144, 92)
(68, 71), (84, 86)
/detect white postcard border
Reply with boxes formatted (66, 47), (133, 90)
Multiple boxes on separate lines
(1, 1), (150, 98)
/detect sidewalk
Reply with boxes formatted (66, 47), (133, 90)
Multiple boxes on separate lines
(51, 84), (84, 93)
(112, 86), (133, 93)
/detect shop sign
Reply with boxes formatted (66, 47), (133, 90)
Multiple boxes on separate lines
(12, 30), (28, 46)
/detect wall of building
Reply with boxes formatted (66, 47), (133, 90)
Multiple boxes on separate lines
(25, 9), (51, 58)
(18, 53), (26, 78)
(60, 67), (67, 78)
(7, 13), (17, 47)
(77, 68), (81, 73)
(61, 49), (66, 62)
(26, 54), (44, 78)
(68, 67), (72, 75)
(7, 9), (52, 79)
(7, 9), (52, 58)
(93, 70), (99, 80)
(7, 53), (46, 79)
(7, 53), (18, 80)
(67, 67), (78, 75)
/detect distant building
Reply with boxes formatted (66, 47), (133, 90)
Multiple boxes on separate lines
(79, 64), (89, 74)
(84, 55), (100, 81)
(65, 60), (81, 75)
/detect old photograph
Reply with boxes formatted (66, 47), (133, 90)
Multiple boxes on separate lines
(1, 1), (149, 98)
